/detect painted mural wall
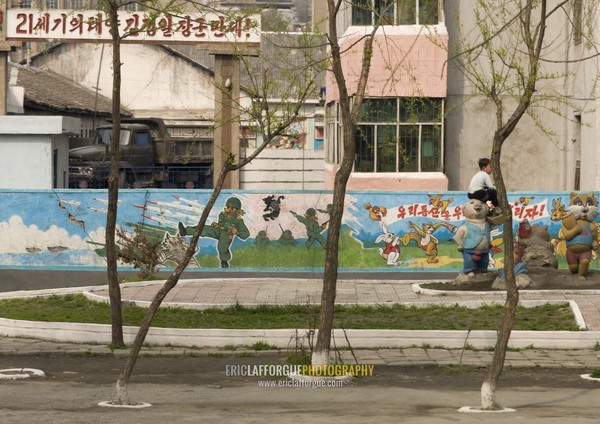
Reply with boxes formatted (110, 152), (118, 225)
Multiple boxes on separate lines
(0, 189), (597, 272)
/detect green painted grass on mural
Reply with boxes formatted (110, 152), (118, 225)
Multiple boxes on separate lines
(0, 294), (580, 331)
(194, 228), (465, 269)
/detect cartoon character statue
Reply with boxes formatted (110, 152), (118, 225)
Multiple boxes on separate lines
(452, 199), (497, 274)
(402, 221), (457, 264)
(179, 196), (249, 268)
(561, 192), (599, 279)
(291, 208), (327, 249)
(516, 219), (557, 269)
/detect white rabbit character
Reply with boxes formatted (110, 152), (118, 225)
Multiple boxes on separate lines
(375, 226), (404, 266)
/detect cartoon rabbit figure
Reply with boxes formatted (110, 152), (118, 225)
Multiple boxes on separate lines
(375, 228), (404, 266)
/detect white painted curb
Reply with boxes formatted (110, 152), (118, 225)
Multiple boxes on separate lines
(0, 317), (599, 349)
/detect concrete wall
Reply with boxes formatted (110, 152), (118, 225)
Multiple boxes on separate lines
(0, 188), (595, 272)
(30, 44), (218, 120)
(0, 116), (79, 189)
(444, 0), (600, 191)
(241, 149), (325, 190)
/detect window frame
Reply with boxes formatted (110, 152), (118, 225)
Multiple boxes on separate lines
(327, 97), (444, 173)
(351, 0), (440, 26)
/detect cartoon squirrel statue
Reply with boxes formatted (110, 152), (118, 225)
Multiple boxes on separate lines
(561, 192), (599, 279)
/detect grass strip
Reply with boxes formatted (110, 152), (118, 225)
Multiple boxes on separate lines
(0, 294), (580, 331)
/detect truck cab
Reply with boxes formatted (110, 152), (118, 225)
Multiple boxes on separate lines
(69, 118), (213, 189)
(69, 124), (155, 188)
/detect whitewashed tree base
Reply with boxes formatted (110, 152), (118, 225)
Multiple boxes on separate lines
(0, 368), (45, 380)
(580, 374), (600, 382)
(98, 400), (152, 409)
(458, 406), (516, 413)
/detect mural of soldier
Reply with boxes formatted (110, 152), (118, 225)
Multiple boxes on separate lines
(291, 208), (327, 249)
(277, 222), (296, 247)
(179, 196), (249, 268)
(254, 230), (271, 248)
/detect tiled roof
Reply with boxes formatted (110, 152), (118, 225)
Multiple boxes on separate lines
(12, 63), (131, 116)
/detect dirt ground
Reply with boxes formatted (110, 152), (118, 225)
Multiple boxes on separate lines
(422, 268), (600, 291)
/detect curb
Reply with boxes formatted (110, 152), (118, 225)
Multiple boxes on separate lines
(0, 318), (598, 349)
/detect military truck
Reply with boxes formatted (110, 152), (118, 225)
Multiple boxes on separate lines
(69, 118), (213, 189)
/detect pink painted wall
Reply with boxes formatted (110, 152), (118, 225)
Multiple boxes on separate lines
(326, 32), (448, 100)
(324, 164), (448, 191)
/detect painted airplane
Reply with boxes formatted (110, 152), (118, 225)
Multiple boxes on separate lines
(93, 197), (122, 205)
(145, 198), (203, 214)
(142, 214), (179, 227)
(172, 195), (205, 211)
(133, 204), (196, 225)
(88, 207), (108, 214)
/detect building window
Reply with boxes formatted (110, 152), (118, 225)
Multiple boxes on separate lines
(70, 0), (83, 9)
(123, 2), (142, 11)
(352, 0), (439, 26)
(45, 0), (58, 8)
(353, 97), (443, 173)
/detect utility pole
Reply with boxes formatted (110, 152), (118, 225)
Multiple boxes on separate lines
(209, 44), (258, 189)
(212, 50), (241, 189)
(0, 3), (20, 115)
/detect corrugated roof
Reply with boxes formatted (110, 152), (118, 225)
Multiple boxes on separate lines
(12, 63), (131, 116)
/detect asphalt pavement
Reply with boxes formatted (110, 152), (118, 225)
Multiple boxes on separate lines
(1, 354), (600, 423)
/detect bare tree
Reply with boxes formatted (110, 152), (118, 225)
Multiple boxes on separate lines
(112, 22), (322, 404)
(449, 0), (600, 409)
(104, 0), (126, 347)
(313, 0), (430, 365)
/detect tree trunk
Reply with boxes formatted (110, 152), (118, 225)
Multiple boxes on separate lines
(480, 136), (518, 410)
(312, 0), (376, 365)
(105, 1), (124, 347)
(312, 145), (353, 365)
(113, 161), (232, 404)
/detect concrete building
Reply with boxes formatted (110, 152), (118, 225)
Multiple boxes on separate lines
(315, 1), (600, 193)
(6, 1), (599, 193)
(0, 115), (79, 188)
(316, 1), (449, 191)
(445, 0), (600, 192)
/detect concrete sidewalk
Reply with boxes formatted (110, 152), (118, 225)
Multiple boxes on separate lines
(1, 335), (600, 370)
(88, 277), (600, 330)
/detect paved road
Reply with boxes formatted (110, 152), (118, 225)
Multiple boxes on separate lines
(1, 354), (599, 423)
(0, 269), (458, 292)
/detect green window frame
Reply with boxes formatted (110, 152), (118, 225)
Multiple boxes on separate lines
(353, 98), (443, 173)
(352, 0), (439, 26)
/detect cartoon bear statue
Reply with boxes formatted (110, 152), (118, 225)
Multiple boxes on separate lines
(453, 199), (498, 275)
(561, 192), (599, 279)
